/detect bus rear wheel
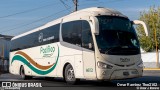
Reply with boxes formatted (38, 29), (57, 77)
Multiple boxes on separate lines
(64, 64), (78, 84)
(20, 66), (32, 80)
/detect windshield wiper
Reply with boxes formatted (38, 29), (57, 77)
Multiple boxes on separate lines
(104, 45), (139, 54)
(104, 46), (122, 54)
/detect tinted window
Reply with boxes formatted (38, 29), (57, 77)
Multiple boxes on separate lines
(62, 21), (82, 47)
(82, 21), (93, 50)
(11, 24), (60, 51)
(96, 16), (140, 55)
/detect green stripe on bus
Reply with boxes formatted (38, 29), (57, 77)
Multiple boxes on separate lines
(11, 47), (59, 75)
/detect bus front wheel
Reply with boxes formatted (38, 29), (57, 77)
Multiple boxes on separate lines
(64, 64), (78, 84)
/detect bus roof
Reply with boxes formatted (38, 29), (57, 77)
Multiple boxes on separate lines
(12, 7), (128, 40)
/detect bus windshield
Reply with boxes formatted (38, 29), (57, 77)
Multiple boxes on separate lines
(96, 16), (140, 55)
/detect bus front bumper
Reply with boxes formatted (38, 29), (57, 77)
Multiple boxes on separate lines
(110, 69), (142, 80)
(97, 69), (143, 80)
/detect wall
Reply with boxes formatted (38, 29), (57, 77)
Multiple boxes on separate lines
(141, 51), (160, 68)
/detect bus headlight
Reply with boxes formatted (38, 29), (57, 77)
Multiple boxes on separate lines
(97, 61), (113, 69)
(137, 62), (143, 68)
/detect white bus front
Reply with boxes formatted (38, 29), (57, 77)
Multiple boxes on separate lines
(91, 16), (147, 80)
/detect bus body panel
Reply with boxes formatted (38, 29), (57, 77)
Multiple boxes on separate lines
(58, 42), (83, 78)
(82, 49), (96, 79)
(9, 7), (144, 81)
(10, 43), (59, 77)
(81, 17), (97, 79)
(95, 54), (143, 80)
(59, 17), (93, 79)
(9, 55), (22, 75)
(101, 54), (141, 65)
(10, 50), (32, 76)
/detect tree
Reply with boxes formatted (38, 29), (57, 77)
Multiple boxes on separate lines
(137, 6), (160, 52)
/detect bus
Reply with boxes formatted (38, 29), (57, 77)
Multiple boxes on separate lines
(9, 7), (148, 84)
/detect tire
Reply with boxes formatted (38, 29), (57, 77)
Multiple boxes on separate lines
(64, 64), (78, 84)
(20, 66), (32, 80)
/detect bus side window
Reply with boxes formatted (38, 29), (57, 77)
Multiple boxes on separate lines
(10, 24), (60, 52)
(62, 21), (82, 47)
(82, 21), (94, 50)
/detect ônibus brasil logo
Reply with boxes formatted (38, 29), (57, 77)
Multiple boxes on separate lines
(40, 45), (55, 57)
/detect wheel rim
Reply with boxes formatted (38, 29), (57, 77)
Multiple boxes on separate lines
(67, 67), (75, 81)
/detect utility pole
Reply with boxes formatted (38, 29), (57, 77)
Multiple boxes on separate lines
(72, 0), (78, 11)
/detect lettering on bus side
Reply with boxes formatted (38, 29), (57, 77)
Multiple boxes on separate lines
(86, 68), (93, 72)
(40, 45), (55, 57)
(38, 32), (55, 43)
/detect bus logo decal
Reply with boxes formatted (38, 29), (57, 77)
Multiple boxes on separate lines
(40, 45), (55, 57)
(38, 32), (55, 43)
(11, 45), (60, 75)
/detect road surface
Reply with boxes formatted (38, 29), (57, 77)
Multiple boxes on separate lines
(0, 70), (160, 90)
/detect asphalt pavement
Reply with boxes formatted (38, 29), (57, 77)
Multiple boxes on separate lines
(0, 70), (160, 90)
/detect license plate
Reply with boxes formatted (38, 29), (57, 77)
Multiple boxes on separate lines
(123, 71), (129, 76)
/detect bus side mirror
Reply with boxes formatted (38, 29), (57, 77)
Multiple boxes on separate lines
(132, 20), (149, 36)
(90, 17), (99, 35)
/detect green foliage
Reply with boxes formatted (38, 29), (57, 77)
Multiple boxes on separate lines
(137, 6), (160, 52)
(139, 36), (154, 52)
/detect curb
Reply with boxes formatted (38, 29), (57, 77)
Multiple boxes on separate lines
(144, 68), (160, 70)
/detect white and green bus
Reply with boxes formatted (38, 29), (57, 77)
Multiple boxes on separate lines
(9, 7), (148, 84)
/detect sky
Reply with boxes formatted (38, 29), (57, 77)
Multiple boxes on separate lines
(0, 0), (159, 36)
